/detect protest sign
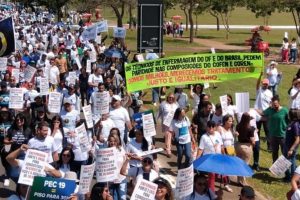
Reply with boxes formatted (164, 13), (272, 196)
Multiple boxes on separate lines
(176, 164), (194, 198)
(14, 61), (20, 68)
(75, 123), (91, 152)
(48, 92), (62, 113)
(93, 91), (110, 115)
(235, 92), (250, 113)
(97, 20), (108, 33)
(24, 65), (37, 82)
(81, 24), (97, 41)
(133, 110), (155, 129)
(18, 149), (48, 186)
(9, 88), (24, 109)
(29, 176), (76, 200)
(39, 77), (49, 95)
(79, 163), (96, 194)
(142, 113), (156, 137)
(163, 110), (175, 127)
(219, 95), (228, 115)
(269, 155), (292, 177)
(86, 59), (91, 73)
(11, 68), (19, 83)
(75, 57), (82, 69)
(0, 57), (7, 71)
(136, 54), (144, 62)
(125, 53), (264, 92)
(113, 27), (126, 38)
(137, 148), (164, 157)
(96, 147), (118, 182)
(131, 179), (158, 200)
(68, 71), (77, 85)
(82, 105), (94, 129)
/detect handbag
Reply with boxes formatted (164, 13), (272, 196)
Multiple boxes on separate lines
(225, 145), (236, 156)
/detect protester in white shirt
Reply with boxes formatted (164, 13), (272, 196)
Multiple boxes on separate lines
(60, 99), (80, 131)
(290, 78), (300, 110)
(88, 67), (103, 92)
(174, 87), (189, 111)
(266, 61), (280, 96)
(49, 58), (60, 89)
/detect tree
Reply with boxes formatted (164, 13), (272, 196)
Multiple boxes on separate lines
(246, 0), (276, 25)
(278, 0), (300, 37)
(180, 4), (189, 31)
(162, 0), (176, 18)
(100, 0), (129, 27)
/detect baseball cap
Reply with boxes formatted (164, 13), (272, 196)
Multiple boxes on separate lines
(240, 186), (255, 198)
(262, 78), (269, 85)
(112, 95), (121, 101)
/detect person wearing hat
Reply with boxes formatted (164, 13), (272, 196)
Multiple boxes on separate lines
(239, 186), (255, 200)
(254, 72), (273, 153)
(109, 94), (132, 144)
(63, 84), (80, 111)
(153, 177), (174, 200)
(266, 61), (281, 96)
(60, 98), (80, 131)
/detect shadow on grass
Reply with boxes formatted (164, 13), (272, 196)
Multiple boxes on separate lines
(196, 35), (220, 39)
(252, 172), (282, 184)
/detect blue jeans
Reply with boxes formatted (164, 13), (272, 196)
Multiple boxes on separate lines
(253, 140), (260, 167)
(284, 146), (298, 180)
(152, 88), (159, 104)
(109, 178), (127, 200)
(176, 141), (192, 169)
(290, 49), (298, 63)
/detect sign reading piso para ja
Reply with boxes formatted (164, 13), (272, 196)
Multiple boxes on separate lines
(125, 53), (264, 92)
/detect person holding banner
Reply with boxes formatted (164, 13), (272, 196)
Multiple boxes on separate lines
(158, 93), (179, 157)
(153, 177), (174, 200)
(169, 107), (195, 169)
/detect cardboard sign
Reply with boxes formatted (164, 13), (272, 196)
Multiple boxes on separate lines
(142, 113), (156, 137)
(39, 77), (49, 95)
(79, 163), (96, 194)
(219, 95), (228, 115)
(163, 110), (175, 127)
(94, 91), (110, 115)
(11, 68), (20, 83)
(131, 179), (158, 200)
(68, 71), (77, 85)
(48, 92), (62, 113)
(82, 105), (93, 129)
(270, 155), (292, 177)
(96, 147), (118, 182)
(0, 57), (7, 71)
(24, 65), (37, 82)
(235, 92), (250, 113)
(81, 24), (98, 41)
(75, 57), (82, 69)
(29, 176), (76, 200)
(9, 88), (24, 109)
(75, 123), (91, 153)
(86, 59), (91, 73)
(18, 149), (48, 186)
(113, 27), (126, 38)
(175, 164), (194, 198)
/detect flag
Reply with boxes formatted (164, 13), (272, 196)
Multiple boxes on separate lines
(0, 17), (15, 57)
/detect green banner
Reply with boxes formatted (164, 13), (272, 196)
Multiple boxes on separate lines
(125, 53), (264, 92)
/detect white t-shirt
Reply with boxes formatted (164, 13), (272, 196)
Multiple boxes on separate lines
(169, 117), (191, 144)
(109, 107), (130, 140)
(114, 147), (127, 183)
(266, 67), (278, 86)
(88, 74), (103, 91)
(63, 93), (80, 111)
(100, 118), (116, 141)
(60, 109), (80, 131)
(219, 127), (234, 147)
(191, 93), (200, 112)
(159, 101), (179, 128)
(175, 92), (189, 109)
(290, 87), (300, 109)
(292, 189), (300, 200)
(199, 132), (223, 155)
(67, 133), (89, 161)
(126, 139), (151, 167)
(226, 105), (237, 117)
(52, 129), (64, 154)
(28, 136), (59, 163)
(49, 66), (60, 85)
(254, 87), (273, 110)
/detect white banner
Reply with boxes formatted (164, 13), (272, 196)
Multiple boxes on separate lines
(9, 88), (24, 109)
(75, 123), (91, 153)
(131, 179), (158, 200)
(270, 155), (292, 177)
(79, 163), (95, 194)
(0, 57), (7, 71)
(18, 149), (48, 186)
(82, 105), (93, 129)
(24, 65), (37, 82)
(11, 68), (20, 83)
(48, 92), (62, 113)
(142, 113), (156, 137)
(39, 77), (49, 95)
(176, 164), (194, 198)
(235, 92), (250, 113)
(96, 147), (118, 182)
(97, 20), (108, 33)
(113, 27), (126, 39)
(82, 24), (98, 41)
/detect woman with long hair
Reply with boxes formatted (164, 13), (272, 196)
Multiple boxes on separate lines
(50, 115), (65, 154)
(56, 147), (76, 174)
(153, 177), (174, 200)
(235, 113), (255, 186)
(90, 183), (113, 200)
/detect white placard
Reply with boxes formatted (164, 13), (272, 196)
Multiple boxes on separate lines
(39, 77), (49, 95)
(176, 164), (194, 198)
(18, 149), (48, 186)
(0, 57), (7, 71)
(96, 147), (118, 182)
(9, 88), (24, 109)
(113, 27), (126, 39)
(14, 61), (20, 68)
(136, 54), (144, 62)
(81, 24), (98, 41)
(11, 68), (20, 83)
(284, 32), (288, 39)
(75, 123), (91, 153)
(204, 83), (209, 89)
(269, 155), (292, 177)
(96, 20), (108, 33)
(82, 105), (93, 129)
(79, 163), (95, 194)
(131, 179), (158, 200)
(137, 148), (164, 157)
(163, 110), (175, 127)
(68, 71), (77, 85)
(48, 92), (62, 113)
(219, 95), (228, 115)
(142, 113), (156, 137)
(24, 65), (37, 82)
(75, 57), (82, 69)
(86, 59), (91, 73)
(94, 91), (110, 115)
(235, 92), (250, 113)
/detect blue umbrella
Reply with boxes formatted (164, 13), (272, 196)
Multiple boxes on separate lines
(193, 154), (254, 177)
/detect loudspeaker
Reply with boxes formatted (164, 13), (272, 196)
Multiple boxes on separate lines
(137, 0), (163, 53)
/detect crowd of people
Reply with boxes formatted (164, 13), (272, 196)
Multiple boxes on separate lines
(2, 3), (300, 200)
